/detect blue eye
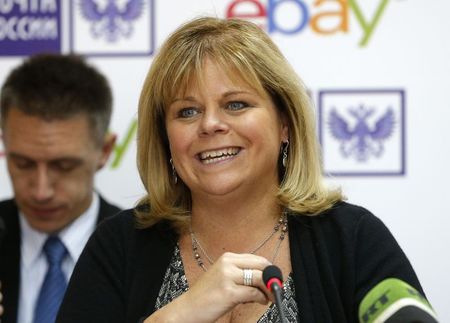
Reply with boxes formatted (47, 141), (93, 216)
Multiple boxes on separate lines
(178, 107), (199, 118)
(227, 101), (248, 111)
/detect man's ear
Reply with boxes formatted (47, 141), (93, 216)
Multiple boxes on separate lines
(97, 133), (117, 170)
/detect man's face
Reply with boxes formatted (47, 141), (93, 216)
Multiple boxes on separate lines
(2, 108), (113, 233)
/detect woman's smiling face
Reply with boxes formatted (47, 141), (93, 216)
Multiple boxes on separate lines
(165, 59), (289, 199)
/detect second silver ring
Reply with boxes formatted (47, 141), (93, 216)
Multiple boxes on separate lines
(243, 268), (253, 286)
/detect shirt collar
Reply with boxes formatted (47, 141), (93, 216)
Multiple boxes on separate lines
(20, 193), (100, 268)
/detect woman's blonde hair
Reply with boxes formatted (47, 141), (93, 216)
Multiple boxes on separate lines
(136, 17), (342, 230)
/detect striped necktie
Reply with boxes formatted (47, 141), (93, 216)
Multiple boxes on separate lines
(33, 236), (68, 323)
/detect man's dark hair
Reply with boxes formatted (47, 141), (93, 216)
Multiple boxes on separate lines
(0, 53), (113, 145)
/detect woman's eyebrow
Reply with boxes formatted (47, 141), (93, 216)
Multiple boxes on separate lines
(169, 96), (197, 104)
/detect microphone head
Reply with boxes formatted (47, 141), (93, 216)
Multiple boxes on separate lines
(358, 278), (438, 323)
(263, 265), (283, 288)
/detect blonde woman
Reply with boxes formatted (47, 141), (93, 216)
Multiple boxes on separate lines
(57, 17), (425, 323)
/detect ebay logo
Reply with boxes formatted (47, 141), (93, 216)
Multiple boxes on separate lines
(226, 0), (390, 47)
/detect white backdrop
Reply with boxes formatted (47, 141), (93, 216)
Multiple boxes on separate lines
(1, 0), (449, 320)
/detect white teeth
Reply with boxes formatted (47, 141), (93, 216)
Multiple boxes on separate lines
(200, 147), (240, 162)
(203, 155), (230, 164)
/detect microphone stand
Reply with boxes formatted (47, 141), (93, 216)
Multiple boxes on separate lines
(271, 283), (288, 323)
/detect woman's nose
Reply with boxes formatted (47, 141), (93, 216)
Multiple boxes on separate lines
(198, 108), (230, 136)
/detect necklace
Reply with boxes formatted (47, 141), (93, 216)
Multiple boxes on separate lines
(190, 212), (288, 272)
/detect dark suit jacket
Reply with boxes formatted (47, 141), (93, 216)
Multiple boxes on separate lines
(0, 196), (121, 323)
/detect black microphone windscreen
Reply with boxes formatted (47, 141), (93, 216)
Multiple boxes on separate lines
(263, 265), (283, 285)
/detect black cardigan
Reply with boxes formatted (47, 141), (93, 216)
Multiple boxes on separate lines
(56, 202), (424, 323)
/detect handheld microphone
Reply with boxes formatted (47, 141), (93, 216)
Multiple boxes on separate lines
(263, 265), (288, 323)
(358, 278), (438, 323)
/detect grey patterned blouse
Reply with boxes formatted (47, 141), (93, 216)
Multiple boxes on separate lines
(154, 244), (299, 322)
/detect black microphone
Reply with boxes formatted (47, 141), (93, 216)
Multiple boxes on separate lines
(263, 265), (288, 323)
(358, 278), (438, 323)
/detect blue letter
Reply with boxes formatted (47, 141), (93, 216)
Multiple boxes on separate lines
(268, 0), (309, 34)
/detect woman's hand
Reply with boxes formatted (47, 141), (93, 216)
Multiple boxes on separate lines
(146, 252), (273, 323)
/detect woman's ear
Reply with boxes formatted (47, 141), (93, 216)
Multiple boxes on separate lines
(280, 113), (289, 143)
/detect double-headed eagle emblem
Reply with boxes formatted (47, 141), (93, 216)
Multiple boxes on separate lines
(79, 0), (144, 42)
(328, 105), (395, 162)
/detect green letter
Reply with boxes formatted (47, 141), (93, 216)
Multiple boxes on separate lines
(110, 119), (137, 169)
(349, 0), (389, 47)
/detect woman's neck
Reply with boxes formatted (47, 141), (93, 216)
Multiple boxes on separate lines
(188, 188), (284, 257)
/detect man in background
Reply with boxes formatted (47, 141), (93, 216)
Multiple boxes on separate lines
(0, 54), (121, 323)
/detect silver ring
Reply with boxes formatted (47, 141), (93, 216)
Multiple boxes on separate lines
(243, 269), (253, 286)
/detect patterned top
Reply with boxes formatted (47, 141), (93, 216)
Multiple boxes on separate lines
(154, 244), (299, 322)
